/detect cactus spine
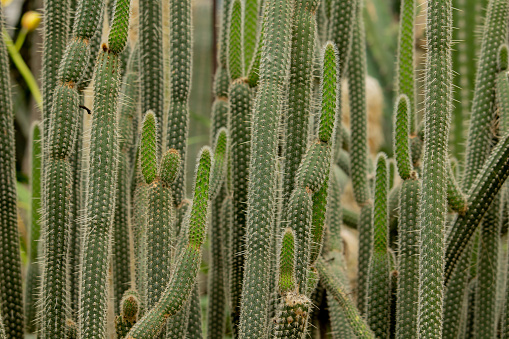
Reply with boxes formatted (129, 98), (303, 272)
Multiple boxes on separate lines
(238, 0), (294, 337)
(417, 0), (452, 337)
(78, 0), (130, 335)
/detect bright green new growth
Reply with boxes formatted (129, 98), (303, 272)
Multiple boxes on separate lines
(394, 95), (413, 179)
(396, 177), (420, 339)
(278, 228), (297, 294)
(463, 0), (509, 191)
(166, 0), (192, 206)
(417, 0), (452, 337)
(209, 128), (228, 199)
(160, 149), (182, 185)
(126, 147), (211, 339)
(25, 122), (42, 333)
(396, 0), (416, 133)
(141, 111), (158, 184)
(244, 0), (259, 73)
(283, 0), (318, 201)
(238, 0), (294, 336)
(115, 290), (141, 337)
(367, 153), (391, 338)
(228, 0), (244, 80)
(318, 41), (340, 144)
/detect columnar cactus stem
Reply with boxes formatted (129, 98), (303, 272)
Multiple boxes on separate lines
(25, 122), (42, 333)
(41, 0), (105, 336)
(126, 147), (211, 339)
(417, 0), (453, 337)
(503, 233), (509, 339)
(244, 0), (260, 73)
(139, 0), (164, 151)
(166, 0), (192, 206)
(357, 203), (373, 315)
(328, 0), (356, 77)
(366, 153), (391, 338)
(186, 284), (203, 338)
(228, 0), (244, 80)
(463, 0), (509, 191)
(239, 0), (294, 336)
(283, 0), (318, 201)
(79, 1), (130, 335)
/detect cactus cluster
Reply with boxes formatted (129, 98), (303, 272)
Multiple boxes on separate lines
(2, 0), (509, 337)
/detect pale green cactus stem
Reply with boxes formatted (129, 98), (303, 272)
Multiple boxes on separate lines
(166, 0), (192, 206)
(126, 147), (211, 339)
(283, 0), (319, 201)
(79, 0), (130, 335)
(395, 0), (416, 133)
(417, 0), (452, 337)
(41, 0), (105, 336)
(244, 0), (260, 73)
(228, 0), (244, 80)
(473, 195), (502, 338)
(229, 78), (252, 334)
(24, 122), (42, 333)
(328, 0), (356, 77)
(316, 258), (375, 338)
(139, 0), (164, 151)
(463, 0), (509, 191)
(239, 0), (294, 336)
(113, 46), (140, 311)
(393, 95), (413, 180)
(396, 177), (420, 339)
(366, 153), (391, 338)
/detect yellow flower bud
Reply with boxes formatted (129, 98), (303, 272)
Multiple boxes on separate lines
(21, 11), (41, 32)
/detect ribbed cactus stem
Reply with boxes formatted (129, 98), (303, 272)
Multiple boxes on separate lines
(186, 284), (203, 338)
(503, 233), (509, 338)
(357, 202), (373, 315)
(328, 0), (356, 77)
(417, 0), (452, 337)
(463, 0), (509, 191)
(228, 0), (244, 80)
(244, 0), (260, 73)
(25, 122), (42, 333)
(367, 153), (391, 338)
(396, 176), (420, 339)
(239, 0), (294, 336)
(283, 0), (318, 201)
(497, 44), (509, 133)
(396, 0), (416, 133)
(316, 258), (375, 338)
(126, 148), (211, 339)
(447, 161), (467, 213)
(166, 0), (192, 206)
(394, 95), (413, 180)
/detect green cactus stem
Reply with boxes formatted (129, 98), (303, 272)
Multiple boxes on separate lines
(126, 147), (211, 339)
(328, 0), (356, 77)
(393, 95), (413, 180)
(228, 0), (244, 80)
(186, 284), (203, 338)
(244, 0), (260, 73)
(115, 290), (141, 338)
(357, 203), (373, 316)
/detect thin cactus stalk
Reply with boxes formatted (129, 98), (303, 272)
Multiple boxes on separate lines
(366, 153), (391, 338)
(126, 147), (211, 339)
(357, 203), (373, 315)
(25, 122), (42, 333)
(78, 0), (130, 335)
(244, 0), (260, 74)
(463, 0), (509, 191)
(328, 0), (356, 77)
(228, 0), (244, 81)
(166, 0), (192, 206)
(186, 284), (203, 338)
(502, 232), (509, 338)
(139, 0), (164, 152)
(239, 0), (294, 336)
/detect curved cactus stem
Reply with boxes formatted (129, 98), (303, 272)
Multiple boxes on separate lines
(447, 160), (467, 213)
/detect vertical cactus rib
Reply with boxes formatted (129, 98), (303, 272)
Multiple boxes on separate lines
(316, 258), (375, 338)
(25, 122), (42, 333)
(126, 148), (211, 339)
(166, 0), (192, 206)
(244, 0), (260, 73)
(229, 79), (252, 334)
(239, 0), (294, 336)
(328, 0), (356, 77)
(417, 0), (452, 337)
(366, 153), (391, 338)
(228, 0), (244, 80)
(186, 284), (203, 338)
(139, 0), (164, 151)
(394, 95), (413, 180)
(283, 0), (318, 201)
(395, 0), (416, 133)
(396, 177), (420, 339)
(463, 0), (509, 191)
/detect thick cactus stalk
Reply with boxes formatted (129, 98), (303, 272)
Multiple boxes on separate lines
(417, 0), (453, 337)
(366, 153), (391, 338)
(239, 0), (294, 336)
(473, 196), (502, 338)
(229, 78), (252, 334)
(283, 0), (318, 201)
(463, 0), (509, 191)
(396, 177), (420, 339)
(126, 148), (211, 339)
(139, 0), (164, 150)
(25, 122), (42, 333)
(395, 0), (416, 132)
(166, 0), (192, 206)
(79, 1), (130, 334)
(316, 258), (374, 338)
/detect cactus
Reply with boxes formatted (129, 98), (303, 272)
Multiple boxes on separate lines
(228, 0), (244, 81)
(25, 122), (42, 333)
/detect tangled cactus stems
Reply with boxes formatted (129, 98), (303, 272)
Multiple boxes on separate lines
(6, 0), (509, 336)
